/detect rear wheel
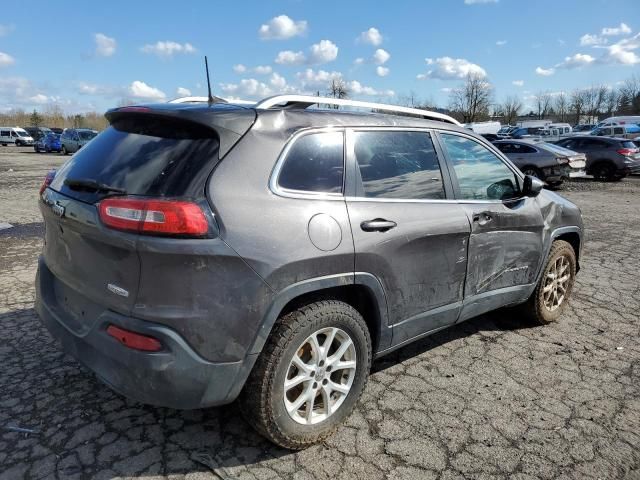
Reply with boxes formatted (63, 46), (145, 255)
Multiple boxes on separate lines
(240, 300), (371, 449)
(522, 167), (543, 180)
(522, 240), (576, 325)
(591, 162), (616, 181)
(62, 145), (68, 155)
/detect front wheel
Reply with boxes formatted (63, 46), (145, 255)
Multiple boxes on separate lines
(522, 167), (543, 180)
(240, 300), (372, 449)
(523, 240), (577, 324)
(61, 145), (68, 155)
(592, 162), (616, 181)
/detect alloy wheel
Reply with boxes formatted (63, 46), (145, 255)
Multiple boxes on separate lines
(542, 255), (571, 311)
(284, 327), (357, 425)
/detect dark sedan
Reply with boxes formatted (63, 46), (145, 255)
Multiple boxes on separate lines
(554, 136), (640, 180)
(493, 139), (586, 186)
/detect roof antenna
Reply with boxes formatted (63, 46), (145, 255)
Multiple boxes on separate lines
(205, 56), (214, 105)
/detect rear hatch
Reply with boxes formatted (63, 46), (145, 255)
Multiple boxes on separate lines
(40, 108), (241, 321)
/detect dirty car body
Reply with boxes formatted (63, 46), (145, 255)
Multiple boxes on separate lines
(35, 101), (583, 412)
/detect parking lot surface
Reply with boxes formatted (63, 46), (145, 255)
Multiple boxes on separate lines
(1, 147), (639, 480)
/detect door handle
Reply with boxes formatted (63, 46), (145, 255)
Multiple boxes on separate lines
(472, 213), (492, 225)
(360, 218), (397, 232)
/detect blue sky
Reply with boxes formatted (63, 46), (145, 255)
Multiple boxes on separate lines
(0, 0), (638, 114)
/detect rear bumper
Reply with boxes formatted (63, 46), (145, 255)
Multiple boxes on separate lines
(35, 257), (251, 409)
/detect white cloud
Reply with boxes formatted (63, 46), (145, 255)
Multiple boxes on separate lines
(580, 33), (607, 46)
(376, 66), (389, 77)
(309, 40), (339, 64)
(270, 72), (287, 90)
(0, 24), (14, 36)
(373, 48), (390, 65)
(129, 81), (166, 100)
(296, 68), (343, 89)
(176, 87), (191, 96)
(0, 52), (15, 67)
(275, 50), (306, 65)
(441, 87), (453, 93)
(535, 66), (555, 76)
(602, 22), (631, 36)
(464, 0), (498, 4)
(347, 80), (394, 97)
(556, 53), (595, 69)
(141, 41), (196, 58)
(512, 80), (524, 86)
(354, 57), (365, 65)
(29, 94), (49, 104)
(259, 15), (307, 40)
(358, 27), (383, 46)
(233, 64), (247, 73)
(220, 78), (273, 98)
(254, 65), (273, 75)
(496, 40), (507, 46)
(419, 56), (486, 80)
(94, 33), (116, 57)
(600, 33), (640, 65)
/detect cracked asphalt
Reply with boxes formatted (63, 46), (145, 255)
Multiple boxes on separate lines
(1, 147), (639, 480)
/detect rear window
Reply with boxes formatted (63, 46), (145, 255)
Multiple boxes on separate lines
(50, 116), (220, 204)
(621, 140), (637, 149)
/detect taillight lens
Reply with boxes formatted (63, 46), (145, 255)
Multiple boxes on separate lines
(39, 170), (56, 195)
(555, 157), (569, 165)
(106, 325), (162, 352)
(617, 148), (637, 157)
(98, 197), (209, 236)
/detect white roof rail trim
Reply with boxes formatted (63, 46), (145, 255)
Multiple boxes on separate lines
(254, 94), (461, 126)
(168, 96), (255, 105)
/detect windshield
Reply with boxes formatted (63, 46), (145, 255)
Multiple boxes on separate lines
(78, 130), (97, 140)
(16, 130), (29, 137)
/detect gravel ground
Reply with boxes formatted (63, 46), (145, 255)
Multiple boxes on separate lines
(1, 146), (639, 480)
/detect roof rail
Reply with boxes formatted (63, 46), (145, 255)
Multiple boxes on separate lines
(254, 94), (461, 126)
(168, 96), (255, 105)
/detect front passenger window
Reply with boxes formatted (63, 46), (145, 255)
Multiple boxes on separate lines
(441, 134), (520, 201)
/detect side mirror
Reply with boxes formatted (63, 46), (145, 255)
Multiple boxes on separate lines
(523, 175), (544, 197)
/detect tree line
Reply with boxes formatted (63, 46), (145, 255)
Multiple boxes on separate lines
(0, 104), (108, 131)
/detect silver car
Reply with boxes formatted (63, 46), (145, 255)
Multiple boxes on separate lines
(494, 139), (586, 186)
(60, 128), (98, 155)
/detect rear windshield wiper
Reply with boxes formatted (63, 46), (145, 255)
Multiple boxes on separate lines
(63, 178), (127, 194)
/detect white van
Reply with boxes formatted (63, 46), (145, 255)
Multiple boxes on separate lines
(463, 121), (501, 135)
(539, 123), (573, 137)
(0, 127), (35, 146)
(596, 116), (640, 128)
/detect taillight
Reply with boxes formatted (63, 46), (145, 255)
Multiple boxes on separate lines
(106, 325), (162, 352)
(98, 197), (209, 237)
(555, 157), (569, 165)
(39, 170), (56, 195)
(617, 148), (637, 157)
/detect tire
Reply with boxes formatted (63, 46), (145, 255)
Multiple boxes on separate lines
(591, 162), (616, 181)
(15, 140), (21, 147)
(34, 145), (39, 153)
(239, 300), (372, 449)
(521, 240), (577, 325)
(62, 145), (68, 155)
(522, 167), (543, 180)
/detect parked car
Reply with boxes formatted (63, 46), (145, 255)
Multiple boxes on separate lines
(511, 127), (542, 139)
(554, 136), (640, 180)
(60, 128), (98, 154)
(24, 126), (53, 142)
(572, 124), (595, 133)
(34, 133), (62, 153)
(596, 116), (640, 128)
(493, 139), (586, 186)
(36, 95), (584, 449)
(590, 124), (640, 140)
(49, 127), (64, 135)
(0, 127), (35, 146)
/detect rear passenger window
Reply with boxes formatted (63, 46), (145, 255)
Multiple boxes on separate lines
(353, 131), (445, 200)
(441, 134), (519, 201)
(278, 131), (344, 194)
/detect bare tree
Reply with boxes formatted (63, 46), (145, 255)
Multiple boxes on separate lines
(582, 85), (608, 120)
(500, 95), (522, 125)
(448, 73), (493, 123)
(44, 103), (65, 128)
(327, 79), (349, 100)
(618, 75), (640, 114)
(604, 89), (620, 117)
(569, 89), (587, 124)
(534, 91), (553, 119)
(554, 92), (569, 122)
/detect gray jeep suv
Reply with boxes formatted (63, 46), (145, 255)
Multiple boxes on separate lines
(36, 95), (583, 449)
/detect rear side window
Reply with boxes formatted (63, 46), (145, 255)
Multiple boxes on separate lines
(277, 131), (344, 194)
(441, 134), (519, 201)
(621, 140), (637, 148)
(353, 131), (445, 200)
(50, 116), (220, 203)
